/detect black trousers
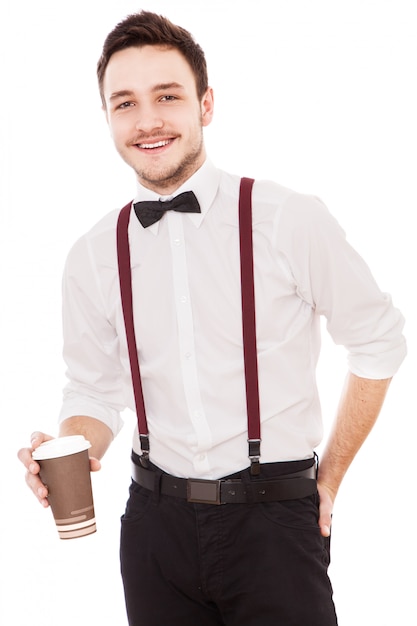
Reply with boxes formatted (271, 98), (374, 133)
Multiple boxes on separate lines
(120, 460), (338, 626)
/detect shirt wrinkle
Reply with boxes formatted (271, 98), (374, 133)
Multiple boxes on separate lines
(58, 159), (406, 478)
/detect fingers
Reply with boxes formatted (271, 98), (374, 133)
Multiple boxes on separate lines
(30, 431), (55, 448)
(26, 471), (50, 508)
(17, 432), (55, 508)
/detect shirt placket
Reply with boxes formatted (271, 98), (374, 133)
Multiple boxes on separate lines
(167, 212), (213, 474)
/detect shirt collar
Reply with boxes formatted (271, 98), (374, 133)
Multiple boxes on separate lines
(132, 159), (221, 234)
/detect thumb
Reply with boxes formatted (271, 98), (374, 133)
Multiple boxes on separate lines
(317, 482), (335, 537)
(89, 456), (102, 472)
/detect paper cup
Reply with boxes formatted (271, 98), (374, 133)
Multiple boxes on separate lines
(32, 436), (96, 539)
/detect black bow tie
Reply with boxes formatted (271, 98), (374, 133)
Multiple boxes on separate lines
(133, 191), (201, 228)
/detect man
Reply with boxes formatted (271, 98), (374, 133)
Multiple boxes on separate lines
(18, 10), (406, 626)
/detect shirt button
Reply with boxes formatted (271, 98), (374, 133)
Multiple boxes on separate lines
(198, 454), (206, 462)
(173, 238), (181, 246)
(185, 352), (192, 359)
(180, 295), (187, 303)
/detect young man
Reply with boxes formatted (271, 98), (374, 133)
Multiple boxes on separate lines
(19, 11), (406, 625)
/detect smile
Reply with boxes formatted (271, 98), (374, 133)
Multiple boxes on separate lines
(137, 139), (172, 149)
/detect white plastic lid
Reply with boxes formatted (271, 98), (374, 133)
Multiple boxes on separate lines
(32, 435), (91, 460)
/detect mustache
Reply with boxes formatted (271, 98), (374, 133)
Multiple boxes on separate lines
(129, 131), (177, 145)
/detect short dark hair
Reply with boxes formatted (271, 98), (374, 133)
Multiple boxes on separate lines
(97, 10), (209, 104)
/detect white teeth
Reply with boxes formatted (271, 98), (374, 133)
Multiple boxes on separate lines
(138, 140), (170, 149)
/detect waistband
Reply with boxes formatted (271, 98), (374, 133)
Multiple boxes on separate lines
(131, 453), (317, 505)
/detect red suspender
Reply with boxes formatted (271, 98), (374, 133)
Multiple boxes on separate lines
(116, 177), (261, 473)
(238, 177), (261, 474)
(117, 203), (150, 461)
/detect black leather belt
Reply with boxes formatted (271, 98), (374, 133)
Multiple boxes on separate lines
(131, 459), (317, 505)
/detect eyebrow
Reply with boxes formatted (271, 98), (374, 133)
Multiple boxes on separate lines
(109, 90), (135, 102)
(109, 83), (185, 102)
(152, 82), (185, 92)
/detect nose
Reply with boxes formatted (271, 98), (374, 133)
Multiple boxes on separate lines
(135, 103), (163, 133)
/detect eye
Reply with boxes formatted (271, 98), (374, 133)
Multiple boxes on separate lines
(160, 95), (177, 102)
(117, 101), (134, 110)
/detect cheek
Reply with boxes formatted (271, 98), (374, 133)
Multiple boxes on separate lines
(170, 104), (200, 125)
(108, 117), (130, 142)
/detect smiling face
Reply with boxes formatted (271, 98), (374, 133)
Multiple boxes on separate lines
(103, 45), (214, 194)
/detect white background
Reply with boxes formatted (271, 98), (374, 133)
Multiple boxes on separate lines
(1, 0), (415, 624)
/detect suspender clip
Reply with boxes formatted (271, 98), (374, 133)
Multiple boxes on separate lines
(139, 434), (150, 468)
(248, 438), (261, 476)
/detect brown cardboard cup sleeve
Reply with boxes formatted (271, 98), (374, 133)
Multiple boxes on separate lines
(32, 436), (96, 539)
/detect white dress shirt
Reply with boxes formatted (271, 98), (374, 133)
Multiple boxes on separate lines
(59, 159), (406, 479)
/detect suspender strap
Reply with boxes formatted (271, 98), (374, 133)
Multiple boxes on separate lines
(117, 201), (150, 463)
(116, 178), (261, 472)
(238, 177), (261, 475)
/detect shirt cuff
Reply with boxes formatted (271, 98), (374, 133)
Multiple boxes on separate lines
(58, 390), (124, 437)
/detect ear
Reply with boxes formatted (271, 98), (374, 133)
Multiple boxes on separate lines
(201, 87), (214, 127)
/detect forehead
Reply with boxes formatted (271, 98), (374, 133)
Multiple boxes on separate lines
(103, 45), (197, 97)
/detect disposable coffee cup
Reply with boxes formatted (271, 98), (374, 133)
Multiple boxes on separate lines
(32, 436), (96, 540)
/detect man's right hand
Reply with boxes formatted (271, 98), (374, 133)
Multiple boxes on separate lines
(17, 431), (55, 508)
(18, 423), (106, 508)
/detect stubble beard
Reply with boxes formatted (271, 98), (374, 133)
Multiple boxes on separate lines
(132, 127), (205, 193)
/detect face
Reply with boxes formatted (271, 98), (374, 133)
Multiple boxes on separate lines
(102, 45), (214, 194)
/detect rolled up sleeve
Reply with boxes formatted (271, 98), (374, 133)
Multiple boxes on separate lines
(58, 230), (126, 436)
(277, 193), (407, 379)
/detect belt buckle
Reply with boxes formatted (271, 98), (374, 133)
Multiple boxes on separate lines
(187, 478), (222, 505)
